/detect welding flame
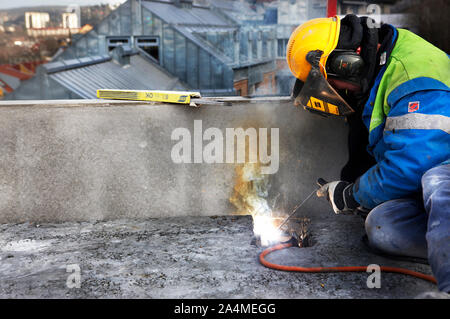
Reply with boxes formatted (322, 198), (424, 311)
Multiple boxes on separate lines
(252, 214), (283, 247)
(230, 163), (286, 246)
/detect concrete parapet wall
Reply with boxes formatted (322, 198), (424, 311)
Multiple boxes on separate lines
(0, 99), (348, 223)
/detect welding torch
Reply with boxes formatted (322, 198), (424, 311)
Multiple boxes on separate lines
(276, 178), (328, 232)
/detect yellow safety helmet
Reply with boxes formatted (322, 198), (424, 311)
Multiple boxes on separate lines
(286, 16), (354, 116)
(287, 16), (340, 81)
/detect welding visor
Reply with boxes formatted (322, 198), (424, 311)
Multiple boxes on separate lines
(292, 50), (354, 117)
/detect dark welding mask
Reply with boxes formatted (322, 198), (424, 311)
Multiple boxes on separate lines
(292, 50), (362, 117)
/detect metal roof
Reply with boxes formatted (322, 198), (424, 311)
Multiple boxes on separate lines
(172, 25), (233, 64)
(207, 0), (259, 16)
(182, 25), (237, 33)
(141, 1), (231, 26)
(141, 1), (237, 65)
(207, 0), (263, 23)
(49, 54), (185, 99)
(43, 55), (111, 74)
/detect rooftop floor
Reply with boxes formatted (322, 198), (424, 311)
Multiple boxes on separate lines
(0, 215), (436, 298)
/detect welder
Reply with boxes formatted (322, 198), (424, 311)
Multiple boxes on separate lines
(286, 14), (450, 293)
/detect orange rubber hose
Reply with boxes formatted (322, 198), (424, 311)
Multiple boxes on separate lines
(259, 242), (437, 284)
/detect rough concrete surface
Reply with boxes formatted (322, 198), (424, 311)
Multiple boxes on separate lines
(0, 215), (436, 298)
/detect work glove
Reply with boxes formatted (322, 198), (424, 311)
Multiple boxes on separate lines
(316, 179), (360, 214)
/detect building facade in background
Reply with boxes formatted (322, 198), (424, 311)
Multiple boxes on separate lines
(51, 0), (279, 97)
(62, 12), (80, 29)
(25, 12), (50, 29)
(11, 0), (285, 99)
(25, 5), (83, 37)
(8, 0), (417, 100)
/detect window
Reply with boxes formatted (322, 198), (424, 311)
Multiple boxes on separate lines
(135, 36), (160, 62)
(186, 41), (199, 89)
(175, 32), (186, 82)
(106, 36), (131, 52)
(277, 39), (288, 58)
(163, 26), (175, 74)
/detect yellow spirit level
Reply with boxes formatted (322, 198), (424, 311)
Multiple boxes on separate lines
(97, 89), (201, 105)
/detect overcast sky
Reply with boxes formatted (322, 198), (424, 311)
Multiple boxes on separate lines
(0, 0), (127, 10)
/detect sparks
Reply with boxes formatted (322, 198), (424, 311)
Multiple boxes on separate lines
(252, 214), (283, 246)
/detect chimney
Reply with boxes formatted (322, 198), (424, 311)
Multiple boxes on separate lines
(111, 45), (132, 67)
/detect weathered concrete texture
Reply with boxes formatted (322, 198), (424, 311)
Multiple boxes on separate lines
(0, 215), (436, 298)
(0, 99), (347, 223)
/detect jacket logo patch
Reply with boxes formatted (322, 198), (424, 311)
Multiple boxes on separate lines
(408, 101), (420, 113)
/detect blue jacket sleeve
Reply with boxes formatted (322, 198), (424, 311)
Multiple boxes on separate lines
(352, 88), (450, 209)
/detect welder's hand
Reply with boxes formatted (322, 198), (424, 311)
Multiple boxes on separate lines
(316, 180), (360, 214)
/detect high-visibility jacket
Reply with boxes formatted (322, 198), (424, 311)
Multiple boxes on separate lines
(352, 26), (450, 209)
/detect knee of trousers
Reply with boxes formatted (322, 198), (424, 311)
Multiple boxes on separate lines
(422, 164), (450, 203)
(365, 199), (428, 258)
